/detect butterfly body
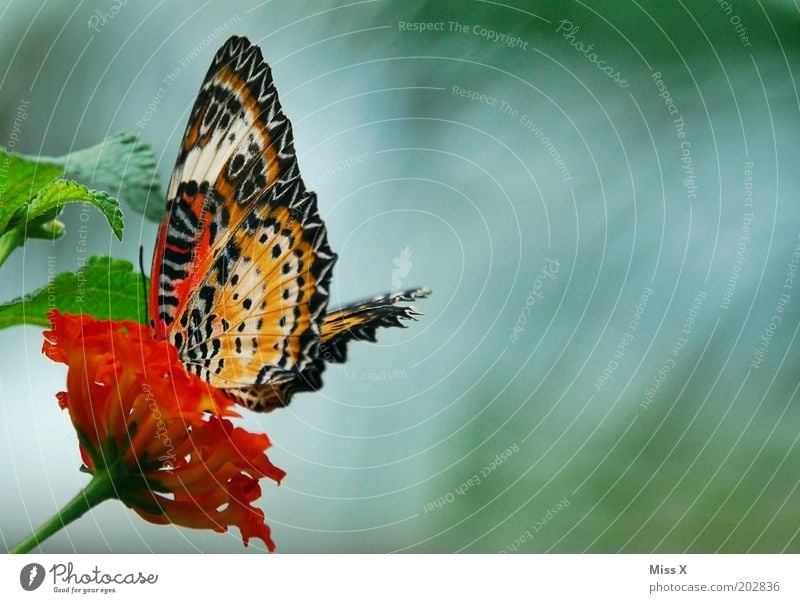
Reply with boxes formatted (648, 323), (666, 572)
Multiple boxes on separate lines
(150, 36), (429, 411)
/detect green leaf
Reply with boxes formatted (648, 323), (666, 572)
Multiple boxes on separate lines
(27, 132), (165, 222)
(20, 180), (124, 240)
(0, 148), (126, 266)
(0, 255), (148, 329)
(0, 150), (62, 234)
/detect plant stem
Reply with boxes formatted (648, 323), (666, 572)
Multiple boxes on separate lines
(9, 471), (115, 554)
(0, 227), (24, 268)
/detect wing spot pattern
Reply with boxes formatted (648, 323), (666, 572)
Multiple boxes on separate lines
(150, 36), (415, 411)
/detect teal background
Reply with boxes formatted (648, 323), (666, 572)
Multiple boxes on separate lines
(1, 0), (799, 553)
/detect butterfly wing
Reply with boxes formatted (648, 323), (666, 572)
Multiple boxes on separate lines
(150, 36), (336, 409)
(319, 287), (431, 363)
(151, 36), (430, 412)
(151, 35), (304, 336)
(229, 287), (431, 412)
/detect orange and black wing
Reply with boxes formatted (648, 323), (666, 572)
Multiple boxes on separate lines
(320, 287), (431, 363)
(149, 36), (336, 410)
(150, 36), (430, 412)
(230, 287), (431, 413)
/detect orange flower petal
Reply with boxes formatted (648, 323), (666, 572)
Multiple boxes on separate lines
(43, 311), (284, 549)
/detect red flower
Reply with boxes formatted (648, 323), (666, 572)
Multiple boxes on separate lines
(42, 311), (285, 550)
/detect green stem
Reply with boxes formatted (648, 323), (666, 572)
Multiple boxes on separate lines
(0, 227), (24, 268)
(9, 471), (115, 554)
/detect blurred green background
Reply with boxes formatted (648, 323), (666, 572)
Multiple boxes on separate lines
(1, 0), (799, 553)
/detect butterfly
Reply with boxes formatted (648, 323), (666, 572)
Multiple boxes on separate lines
(149, 36), (429, 412)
